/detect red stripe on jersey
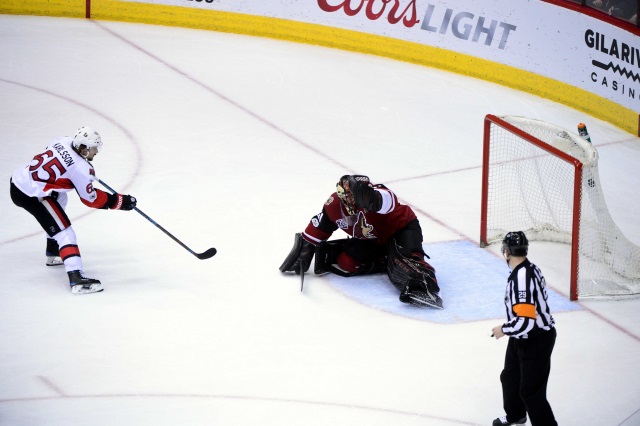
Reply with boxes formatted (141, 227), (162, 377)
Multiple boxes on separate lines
(81, 188), (110, 209)
(303, 223), (332, 244)
(60, 244), (81, 260)
(43, 198), (71, 228)
(43, 178), (74, 192)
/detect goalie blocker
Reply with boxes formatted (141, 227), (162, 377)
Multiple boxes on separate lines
(280, 234), (442, 309)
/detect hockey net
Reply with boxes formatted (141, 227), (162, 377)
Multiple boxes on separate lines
(480, 114), (640, 300)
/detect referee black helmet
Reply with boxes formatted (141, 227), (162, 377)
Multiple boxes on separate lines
(502, 231), (529, 256)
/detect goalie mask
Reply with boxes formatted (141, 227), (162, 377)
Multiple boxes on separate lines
(336, 174), (370, 216)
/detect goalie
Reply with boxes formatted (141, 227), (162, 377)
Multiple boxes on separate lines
(279, 175), (442, 309)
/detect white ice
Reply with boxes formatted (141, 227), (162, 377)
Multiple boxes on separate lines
(0, 15), (639, 426)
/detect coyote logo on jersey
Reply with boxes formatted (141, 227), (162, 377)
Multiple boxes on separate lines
(353, 211), (376, 240)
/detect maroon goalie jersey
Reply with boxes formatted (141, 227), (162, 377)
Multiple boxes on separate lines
(302, 184), (417, 246)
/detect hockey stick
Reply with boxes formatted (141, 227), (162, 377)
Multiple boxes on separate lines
(98, 179), (217, 260)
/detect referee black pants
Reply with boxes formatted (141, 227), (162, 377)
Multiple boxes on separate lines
(500, 328), (557, 426)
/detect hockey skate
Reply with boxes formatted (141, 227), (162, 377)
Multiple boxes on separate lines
(46, 256), (63, 266)
(492, 416), (526, 426)
(68, 270), (103, 295)
(399, 284), (443, 309)
(46, 238), (63, 266)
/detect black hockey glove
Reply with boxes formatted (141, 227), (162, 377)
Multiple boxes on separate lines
(109, 193), (137, 211)
(279, 233), (315, 275)
(347, 176), (382, 212)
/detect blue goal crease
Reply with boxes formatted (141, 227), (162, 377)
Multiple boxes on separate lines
(325, 240), (581, 324)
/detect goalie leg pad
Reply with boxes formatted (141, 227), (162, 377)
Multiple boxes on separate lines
(387, 240), (439, 294)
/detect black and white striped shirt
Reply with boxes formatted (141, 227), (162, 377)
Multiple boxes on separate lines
(502, 259), (555, 339)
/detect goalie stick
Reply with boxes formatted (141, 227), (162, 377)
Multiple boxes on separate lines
(98, 179), (217, 260)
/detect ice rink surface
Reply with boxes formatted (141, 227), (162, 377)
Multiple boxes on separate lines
(1, 15), (639, 425)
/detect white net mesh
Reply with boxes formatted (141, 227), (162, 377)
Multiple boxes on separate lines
(484, 115), (640, 298)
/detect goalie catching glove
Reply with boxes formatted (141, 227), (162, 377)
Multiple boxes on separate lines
(279, 233), (315, 275)
(337, 175), (382, 214)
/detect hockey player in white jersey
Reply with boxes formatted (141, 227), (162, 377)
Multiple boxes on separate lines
(9, 127), (137, 295)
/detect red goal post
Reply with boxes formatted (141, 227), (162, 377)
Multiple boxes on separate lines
(480, 114), (640, 301)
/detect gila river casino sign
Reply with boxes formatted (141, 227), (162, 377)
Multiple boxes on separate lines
(585, 29), (640, 101)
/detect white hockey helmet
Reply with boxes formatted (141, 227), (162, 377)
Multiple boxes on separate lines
(72, 126), (103, 152)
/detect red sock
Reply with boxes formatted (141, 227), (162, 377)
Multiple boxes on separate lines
(337, 251), (363, 273)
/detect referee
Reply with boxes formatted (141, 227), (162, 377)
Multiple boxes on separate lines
(491, 231), (558, 426)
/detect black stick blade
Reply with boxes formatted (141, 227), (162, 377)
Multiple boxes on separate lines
(196, 248), (217, 260)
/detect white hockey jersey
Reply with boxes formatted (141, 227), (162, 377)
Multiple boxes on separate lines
(12, 137), (108, 208)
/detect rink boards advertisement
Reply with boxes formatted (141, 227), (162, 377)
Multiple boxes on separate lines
(2, 0), (639, 133)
